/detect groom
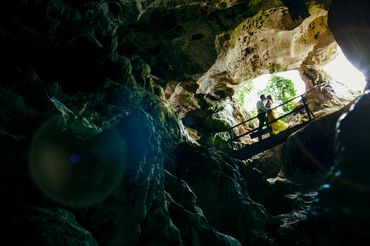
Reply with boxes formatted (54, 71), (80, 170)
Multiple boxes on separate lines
(256, 94), (270, 141)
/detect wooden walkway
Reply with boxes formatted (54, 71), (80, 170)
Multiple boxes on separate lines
(226, 92), (315, 160)
(232, 121), (311, 159)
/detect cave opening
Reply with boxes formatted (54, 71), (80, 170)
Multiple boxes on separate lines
(233, 70), (305, 114)
(323, 46), (367, 95)
(233, 45), (366, 117)
(2, 0), (370, 245)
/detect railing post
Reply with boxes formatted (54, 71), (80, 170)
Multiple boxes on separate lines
(229, 128), (234, 156)
(301, 95), (314, 120)
(224, 91), (316, 159)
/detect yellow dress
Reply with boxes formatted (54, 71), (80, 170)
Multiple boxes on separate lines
(267, 109), (288, 135)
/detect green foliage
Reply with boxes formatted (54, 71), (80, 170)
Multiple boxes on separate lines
(258, 75), (297, 112)
(233, 82), (254, 105)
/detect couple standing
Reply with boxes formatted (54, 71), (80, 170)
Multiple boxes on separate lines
(256, 94), (288, 140)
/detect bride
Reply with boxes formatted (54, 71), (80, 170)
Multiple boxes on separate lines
(265, 95), (288, 135)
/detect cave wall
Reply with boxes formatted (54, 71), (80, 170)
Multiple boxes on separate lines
(1, 0), (367, 245)
(0, 0), (281, 245)
(157, 0), (343, 150)
(0, 0), (235, 244)
(196, 4), (335, 97)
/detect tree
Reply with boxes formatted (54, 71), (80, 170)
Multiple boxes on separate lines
(258, 75), (297, 113)
(232, 81), (253, 106)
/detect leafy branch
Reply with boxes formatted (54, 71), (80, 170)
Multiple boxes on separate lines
(258, 75), (297, 112)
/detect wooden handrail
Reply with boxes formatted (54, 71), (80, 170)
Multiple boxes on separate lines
(226, 84), (320, 148)
(226, 93), (306, 131)
(227, 105), (306, 143)
(226, 84), (322, 132)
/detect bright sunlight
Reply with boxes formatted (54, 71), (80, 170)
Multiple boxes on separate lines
(241, 71), (305, 112)
(239, 45), (366, 112)
(323, 46), (366, 94)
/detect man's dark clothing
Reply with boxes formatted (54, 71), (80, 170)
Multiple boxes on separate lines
(256, 99), (269, 141)
(257, 112), (267, 141)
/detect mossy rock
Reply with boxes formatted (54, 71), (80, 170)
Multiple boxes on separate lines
(177, 92), (201, 110)
(195, 94), (220, 112)
(202, 111), (231, 133)
(131, 55), (155, 93)
(198, 132), (231, 152)
(153, 83), (165, 98)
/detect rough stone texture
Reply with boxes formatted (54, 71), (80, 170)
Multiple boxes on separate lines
(196, 4), (335, 96)
(165, 171), (243, 246)
(0, 67), (249, 246)
(0, 0), (365, 245)
(0, 1), (255, 245)
(245, 146), (284, 179)
(171, 142), (332, 245)
(328, 0), (370, 79)
(116, 0), (337, 102)
(166, 82), (202, 119)
(1, 205), (97, 245)
(299, 66), (359, 114)
(281, 108), (346, 175)
(196, 99), (256, 150)
(305, 91), (370, 245)
(168, 89), (257, 150)
(293, 1), (370, 245)
(158, 0), (346, 150)
(0, 2), (184, 244)
(118, 0), (316, 81)
(173, 143), (270, 245)
(73, 95), (182, 245)
(0, 76), (184, 245)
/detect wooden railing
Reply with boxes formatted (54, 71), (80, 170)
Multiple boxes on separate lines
(226, 90), (316, 152)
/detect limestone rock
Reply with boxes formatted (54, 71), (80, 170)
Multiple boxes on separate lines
(281, 108), (345, 174)
(0, 0), (364, 245)
(165, 171), (243, 246)
(173, 142), (269, 244)
(306, 91), (370, 245)
(0, 74), (185, 245)
(245, 146), (284, 179)
(196, 4), (335, 96)
(299, 66), (359, 114)
(1, 206), (97, 245)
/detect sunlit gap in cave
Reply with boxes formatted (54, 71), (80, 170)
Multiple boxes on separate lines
(238, 71), (305, 113)
(237, 45), (366, 113)
(323, 46), (366, 95)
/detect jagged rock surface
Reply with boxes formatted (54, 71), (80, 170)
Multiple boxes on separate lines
(0, 0), (366, 246)
(196, 4), (335, 96)
(306, 91), (370, 245)
(0, 1), (247, 245)
(281, 107), (347, 174)
(1, 205), (97, 245)
(173, 143), (270, 244)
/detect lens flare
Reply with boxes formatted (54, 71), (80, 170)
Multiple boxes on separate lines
(29, 115), (126, 207)
(69, 153), (81, 165)
(293, 134), (370, 192)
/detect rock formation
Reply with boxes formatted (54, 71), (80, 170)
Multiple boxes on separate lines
(0, 0), (368, 245)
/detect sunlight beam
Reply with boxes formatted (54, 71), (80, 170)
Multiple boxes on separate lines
(323, 46), (366, 92)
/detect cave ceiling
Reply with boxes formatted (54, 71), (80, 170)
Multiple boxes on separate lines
(118, 0), (334, 97)
(0, 0), (334, 96)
